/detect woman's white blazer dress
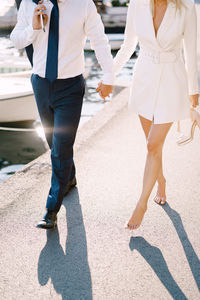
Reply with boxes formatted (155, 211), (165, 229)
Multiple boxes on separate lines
(114, 0), (199, 124)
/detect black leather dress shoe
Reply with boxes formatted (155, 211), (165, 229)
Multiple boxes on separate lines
(36, 210), (57, 229)
(64, 177), (77, 196)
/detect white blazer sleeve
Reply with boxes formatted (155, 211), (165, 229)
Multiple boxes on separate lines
(10, 0), (40, 50)
(113, 0), (138, 75)
(84, 0), (114, 85)
(183, 2), (199, 95)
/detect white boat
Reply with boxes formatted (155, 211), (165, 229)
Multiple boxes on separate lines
(0, 77), (38, 123)
(0, 0), (17, 30)
(85, 33), (124, 51)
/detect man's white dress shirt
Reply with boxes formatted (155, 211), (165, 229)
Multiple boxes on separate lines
(10, 0), (114, 85)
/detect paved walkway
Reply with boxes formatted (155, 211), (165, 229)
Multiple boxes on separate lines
(0, 87), (200, 299)
(0, 3), (200, 300)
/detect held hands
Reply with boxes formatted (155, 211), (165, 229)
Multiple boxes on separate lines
(190, 94), (199, 108)
(190, 94), (199, 123)
(32, 0), (48, 30)
(96, 81), (113, 101)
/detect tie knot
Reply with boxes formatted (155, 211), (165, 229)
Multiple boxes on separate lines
(32, 0), (58, 6)
(50, 0), (58, 6)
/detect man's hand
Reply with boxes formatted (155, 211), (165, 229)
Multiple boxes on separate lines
(32, 0), (48, 30)
(96, 81), (113, 101)
(190, 94), (199, 108)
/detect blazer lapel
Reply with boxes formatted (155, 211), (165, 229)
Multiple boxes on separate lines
(138, 0), (156, 42)
(156, 2), (176, 46)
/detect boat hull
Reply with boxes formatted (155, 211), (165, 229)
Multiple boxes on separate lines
(0, 93), (38, 123)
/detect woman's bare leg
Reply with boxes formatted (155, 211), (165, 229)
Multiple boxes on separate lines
(127, 121), (173, 230)
(139, 116), (166, 204)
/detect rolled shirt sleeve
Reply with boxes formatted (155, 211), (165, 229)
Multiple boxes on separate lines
(10, 0), (41, 50)
(84, 0), (114, 85)
(183, 2), (199, 95)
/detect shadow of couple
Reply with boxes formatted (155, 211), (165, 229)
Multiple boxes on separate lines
(129, 203), (200, 299)
(37, 190), (200, 300)
(37, 188), (92, 300)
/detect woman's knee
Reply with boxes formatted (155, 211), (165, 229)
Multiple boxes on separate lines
(147, 140), (162, 156)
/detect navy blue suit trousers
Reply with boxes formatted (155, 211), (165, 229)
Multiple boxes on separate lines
(31, 74), (85, 212)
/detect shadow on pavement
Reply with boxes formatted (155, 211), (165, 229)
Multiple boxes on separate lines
(37, 188), (93, 300)
(163, 203), (200, 292)
(129, 236), (187, 300)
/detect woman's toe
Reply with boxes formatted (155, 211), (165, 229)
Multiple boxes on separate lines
(125, 223), (131, 229)
(154, 196), (161, 204)
(127, 223), (139, 230)
(126, 223), (132, 230)
(160, 197), (166, 205)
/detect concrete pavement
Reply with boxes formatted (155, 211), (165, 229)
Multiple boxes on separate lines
(0, 86), (200, 299)
(1, 2), (200, 300)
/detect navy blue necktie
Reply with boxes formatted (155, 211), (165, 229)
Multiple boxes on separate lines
(15, 0), (59, 79)
(45, 0), (59, 82)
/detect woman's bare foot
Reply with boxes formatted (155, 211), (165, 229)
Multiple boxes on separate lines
(126, 201), (147, 230)
(154, 178), (166, 205)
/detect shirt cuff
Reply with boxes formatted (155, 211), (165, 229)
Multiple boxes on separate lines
(102, 72), (115, 85)
(188, 83), (199, 95)
(189, 91), (200, 96)
(25, 24), (42, 43)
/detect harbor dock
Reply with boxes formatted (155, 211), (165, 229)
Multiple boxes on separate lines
(0, 2), (200, 300)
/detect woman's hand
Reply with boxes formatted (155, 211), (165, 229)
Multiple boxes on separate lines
(32, 0), (48, 30)
(96, 81), (113, 101)
(189, 94), (199, 108)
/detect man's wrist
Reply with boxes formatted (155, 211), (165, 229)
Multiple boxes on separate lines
(25, 24), (41, 42)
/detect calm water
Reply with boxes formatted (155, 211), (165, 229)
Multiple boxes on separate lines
(0, 32), (136, 182)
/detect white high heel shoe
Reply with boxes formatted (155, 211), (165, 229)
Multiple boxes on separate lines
(177, 105), (200, 146)
(177, 121), (197, 145)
